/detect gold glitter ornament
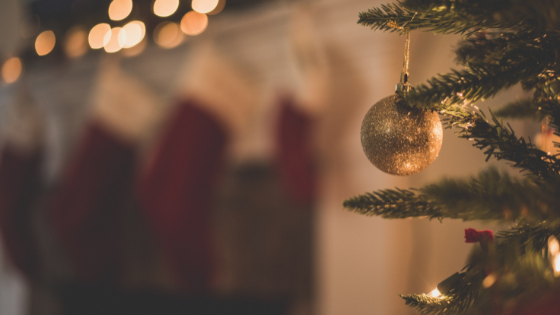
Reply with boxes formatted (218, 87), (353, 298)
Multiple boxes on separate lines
(360, 94), (443, 175)
(360, 31), (443, 176)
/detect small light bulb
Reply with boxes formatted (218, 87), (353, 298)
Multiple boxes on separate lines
(429, 288), (441, 298)
(482, 274), (496, 288)
(551, 237), (560, 255)
(554, 254), (560, 274)
(153, 0), (179, 17)
(35, 30), (56, 56)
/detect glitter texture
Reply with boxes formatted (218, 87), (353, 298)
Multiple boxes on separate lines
(361, 94), (443, 176)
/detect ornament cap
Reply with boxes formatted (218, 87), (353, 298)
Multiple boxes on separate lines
(395, 79), (411, 94)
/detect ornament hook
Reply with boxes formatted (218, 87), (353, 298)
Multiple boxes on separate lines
(396, 32), (411, 94)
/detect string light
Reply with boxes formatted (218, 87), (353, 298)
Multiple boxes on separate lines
(153, 0), (179, 17)
(549, 236), (560, 276)
(482, 274), (496, 288)
(35, 30), (56, 56)
(89, 23), (112, 49)
(64, 26), (88, 58)
(2, 57), (23, 84)
(549, 236), (559, 256)
(429, 288), (442, 298)
(108, 0), (133, 21)
(154, 21), (184, 49)
(122, 21), (145, 48)
(180, 11), (208, 36)
(104, 27), (127, 53)
(192, 0), (219, 14)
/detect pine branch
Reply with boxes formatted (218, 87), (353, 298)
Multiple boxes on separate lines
(457, 112), (560, 180)
(342, 188), (441, 219)
(401, 294), (457, 315)
(358, 0), (560, 36)
(343, 167), (560, 224)
(534, 81), (560, 135)
(494, 98), (543, 121)
(357, 2), (516, 36)
(402, 235), (560, 315)
(454, 31), (560, 73)
(400, 224), (560, 315)
(497, 224), (560, 253)
(402, 266), (486, 315)
(405, 57), (549, 108)
(400, 0), (560, 32)
(397, 91), (560, 179)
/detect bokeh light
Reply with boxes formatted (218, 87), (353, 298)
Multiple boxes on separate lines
(108, 0), (133, 21)
(208, 0), (225, 15)
(153, 0), (179, 17)
(89, 23), (112, 49)
(429, 288), (442, 298)
(35, 30), (56, 56)
(122, 21), (145, 48)
(154, 21), (184, 49)
(104, 27), (127, 53)
(550, 236), (560, 256)
(192, 0), (219, 14)
(180, 11), (208, 36)
(482, 274), (496, 288)
(64, 26), (88, 58)
(2, 57), (23, 84)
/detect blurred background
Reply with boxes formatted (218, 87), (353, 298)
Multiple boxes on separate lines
(0, 0), (538, 314)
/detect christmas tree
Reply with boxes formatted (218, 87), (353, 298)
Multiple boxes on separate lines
(343, 1), (560, 314)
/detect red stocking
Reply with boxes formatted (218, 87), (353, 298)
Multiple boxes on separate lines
(47, 123), (136, 284)
(275, 95), (316, 206)
(0, 146), (43, 281)
(138, 99), (227, 293)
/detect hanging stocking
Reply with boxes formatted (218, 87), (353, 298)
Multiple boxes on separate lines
(275, 95), (316, 206)
(0, 86), (44, 281)
(138, 100), (227, 293)
(139, 43), (257, 293)
(47, 58), (161, 284)
(278, 6), (329, 205)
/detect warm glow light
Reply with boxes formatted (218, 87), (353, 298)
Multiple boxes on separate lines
(64, 26), (88, 58)
(208, 0), (225, 15)
(429, 288), (441, 298)
(104, 27), (127, 53)
(123, 37), (147, 57)
(2, 57), (23, 84)
(550, 236), (559, 256)
(554, 254), (560, 273)
(89, 23), (112, 49)
(192, 0), (219, 13)
(482, 274), (496, 288)
(35, 30), (56, 56)
(108, 0), (133, 21)
(154, 21), (184, 49)
(180, 11), (208, 36)
(153, 0), (179, 17)
(122, 21), (145, 48)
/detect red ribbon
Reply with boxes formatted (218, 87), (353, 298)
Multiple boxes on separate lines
(464, 228), (494, 243)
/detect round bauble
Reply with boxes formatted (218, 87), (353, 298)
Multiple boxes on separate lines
(361, 94), (443, 176)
